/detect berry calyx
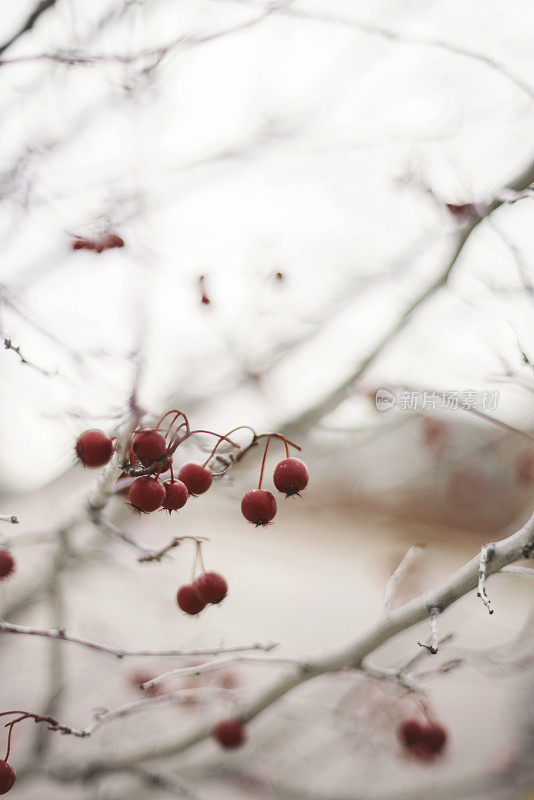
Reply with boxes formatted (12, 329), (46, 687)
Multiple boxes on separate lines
(162, 480), (188, 512)
(212, 719), (246, 750)
(0, 550), (15, 581)
(177, 463), (213, 496)
(0, 761), (15, 795)
(177, 584), (206, 615)
(75, 429), (114, 468)
(241, 490), (277, 526)
(129, 477), (166, 513)
(273, 457), (309, 496)
(194, 571), (228, 604)
(398, 719), (447, 760)
(132, 430), (167, 466)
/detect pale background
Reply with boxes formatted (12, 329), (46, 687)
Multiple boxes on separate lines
(1, 1), (534, 798)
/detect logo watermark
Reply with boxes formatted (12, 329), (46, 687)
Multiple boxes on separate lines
(374, 389), (499, 413)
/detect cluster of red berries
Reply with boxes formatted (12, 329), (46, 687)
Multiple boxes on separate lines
(177, 571), (228, 616)
(75, 414), (223, 516)
(241, 434), (308, 526)
(71, 232), (125, 252)
(76, 418), (309, 529)
(0, 550), (15, 582)
(398, 718), (447, 762)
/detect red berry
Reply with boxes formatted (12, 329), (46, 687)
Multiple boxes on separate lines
(0, 550), (14, 581)
(398, 719), (447, 760)
(410, 743), (435, 761)
(0, 761), (15, 794)
(399, 718), (423, 747)
(273, 457), (308, 496)
(194, 571), (228, 604)
(241, 490), (277, 526)
(422, 722), (447, 754)
(101, 233), (125, 249)
(129, 477), (165, 513)
(162, 480), (188, 512)
(76, 429), (114, 468)
(212, 719), (246, 750)
(177, 463), (213, 496)
(177, 584), (206, 615)
(132, 430), (167, 466)
(71, 237), (96, 251)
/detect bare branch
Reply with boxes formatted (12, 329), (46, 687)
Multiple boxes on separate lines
(384, 545), (424, 615)
(279, 4), (534, 101)
(0, 0), (58, 57)
(0, 515), (18, 524)
(283, 156), (534, 435)
(4, 337), (56, 376)
(417, 606), (441, 654)
(477, 543), (496, 614)
(0, 621), (277, 661)
(142, 655), (307, 691)
(51, 509), (534, 777)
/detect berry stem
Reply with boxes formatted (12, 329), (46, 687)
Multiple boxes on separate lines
(4, 723), (13, 761)
(258, 435), (271, 490)
(155, 410), (190, 439)
(201, 426), (254, 468)
(191, 540), (206, 581)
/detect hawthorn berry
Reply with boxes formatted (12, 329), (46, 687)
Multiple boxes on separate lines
(101, 233), (125, 249)
(273, 457), (308, 496)
(132, 430), (167, 466)
(399, 718), (423, 748)
(194, 571), (228, 604)
(129, 477), (166, 513)
(162, 480), (188, 512)
(177, 584), (206, 615)
(178, 463), (213, 496)
(212, 718), (246, 750)
(0, 550), (14, 581)
(241, 489), (277, 526)
(0, 761), (15, 795)
(76, 429), (114, 468)
(398, 719), (447, 760)
(72, 237), (94, 251)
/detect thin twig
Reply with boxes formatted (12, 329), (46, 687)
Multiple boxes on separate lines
(142, 655), (308, 690)
(477, 544), (496, 614)
(0, 621), (277, 660)
(4, 338), (56, 376)
(384, 545), (424, 614)
(50, 510), (534, 778)
(417, 606), (440, 654)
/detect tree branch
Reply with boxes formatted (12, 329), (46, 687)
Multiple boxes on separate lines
(283, 156), (534, 435)
(0, 0), (58, 58)
(0, 620), (276, 661)
(49, 509), (534, 779)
